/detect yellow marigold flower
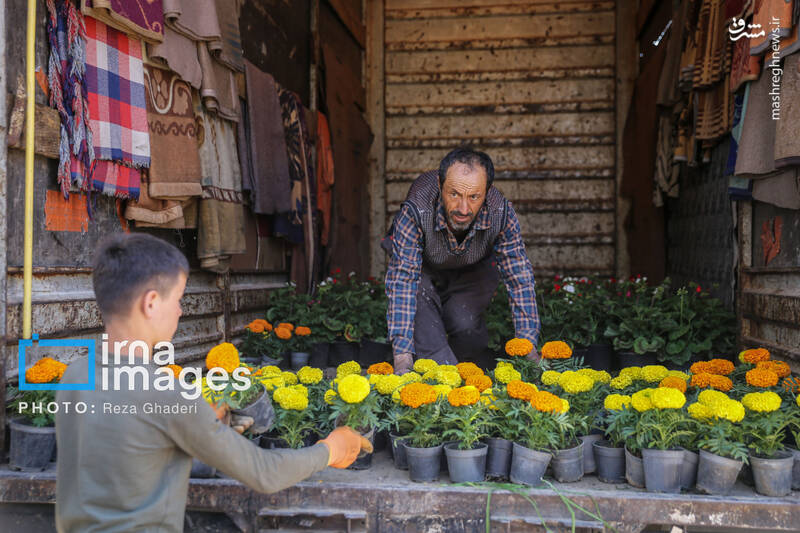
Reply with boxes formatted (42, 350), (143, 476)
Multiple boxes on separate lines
(746, 368), (779, 388)
(413, 358), (438, 374)
(324, 389), (337, 404)
(436, 370), (462, 388)
(718, 399), (745, 423)
(297, 366), (323, 385)
(756, 360), (791, 379)
(337, 374), (371, 403)
(367, 362), (394, 375)
(541, 340), (572, 359)
(369, 374), (381, 385)
(275, 326), (293, 340)
(400, 371), (422, 384)
(739, 348), (770, 364)
(641, 365), (669, 383)
(688, 402), (713, 420)
(558, 371), (594, 394)
(610, 375), (632, 390)
(260, 376), (286, 391)
(659, 376), (687, 393)
(619, 367), (642, 381)
(541, 370), (561, 386)
(422, 368), (439, 382)
(505, 338), (534, 357)
(667, 370), (690, 381)
(561, 398), (570, 413)
(480, 389), (497, 408)
(530, 390), (566, 413)
(456, 362), (483, 379)
(448, 386), (481, 406)
(376, 374), (403, 395)
(206, 342), (240, 373)
(698, 389), (730, 408)
(260, 365), (282, 377)
(496, 361), (512, 369)
(281, 371), (298, 385)
(295, 326), (311, 336)
(466, 374), (492, 392)
(797, 395), (800, 408)
(336, 361), (362, 378)
(577, 368), (611, 384)
(400, 382), (438, 408)
(742, 391), (782, 413)
(604, 394), (632, 411)
(631, 388), (655, 412)
(433, 384), (453, 399)
(439, 365), (458, 373)
(277, 322), (294, 331)
(494, 365), (521, 384)
(392, 387), (403, 403)
(650, 387), (686, 409)
(273, 386), (309, 410)
(507, 380), (538, 401)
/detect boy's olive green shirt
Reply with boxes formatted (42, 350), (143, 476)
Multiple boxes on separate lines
(55, 358), (329, 533)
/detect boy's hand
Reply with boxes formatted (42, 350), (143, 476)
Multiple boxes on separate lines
(319, 427), (373, 468)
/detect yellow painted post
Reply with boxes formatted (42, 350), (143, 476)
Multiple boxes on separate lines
(22, 0), (37, 339)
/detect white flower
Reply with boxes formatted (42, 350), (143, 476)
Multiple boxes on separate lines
(563, 284), (576, 294)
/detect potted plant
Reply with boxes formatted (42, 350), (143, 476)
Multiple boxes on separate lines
(594, 394), (635, 483)
(359, 277), (392, 366)
(689, 390), (748, 495)
(373, 373), (412, 469)
(7, 357), (67, 471)
(326, 372), (381, 469)
(270, 384), (315, 448)
(396, 383), (445, 482)
(484, 383), (520, 479)
(584, 277), (615, 371)
(741, 391), (796, 497)
(603, 279), (668, 367)
(289, 325), (314, 370)
(635, 387), (692, 493)
(550, 411), (587, 483)
(240, 318), (273, 362)
(441, 386), (490, 482)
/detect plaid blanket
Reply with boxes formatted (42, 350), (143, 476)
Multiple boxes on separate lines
(71, 158), (141, 199)
(84, 16), (150, 167)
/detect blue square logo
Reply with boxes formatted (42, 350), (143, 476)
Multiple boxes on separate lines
(19, 335), (95, 391)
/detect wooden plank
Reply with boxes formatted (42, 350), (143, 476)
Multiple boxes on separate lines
(386, 112), (615, 141)
(366, 0), (386, 277)
(326, 0), (366, 49)
(386, 0), (606, 10)
(386, 79), (614, 109)
(386, 46), (615, 74)
(386, 34), (615, 51)
(6, 93), (60, 160)
(386, 1), (615, 19)
(386, 145), (615, 174)
(518, 211), (616, 237)
(385, 12), (615, 45)
(526, 243), (615, 271)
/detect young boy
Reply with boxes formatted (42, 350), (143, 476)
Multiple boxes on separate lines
(55, 233), (369, 532)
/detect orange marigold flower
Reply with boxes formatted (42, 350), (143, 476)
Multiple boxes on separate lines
(247, 320), (266, 333)
(206, 342), (240, 373)
(456, 362), (484, 379)
(541, 341), (572, 359)
(659, 376), (687, 393)
(530, 390), (566, 413)
(709, 375), (733, 392)
(448, 386), (481, 406)
(295, 326), (312, 336)
(740, 348), (770, 364)
(466, 374), (492, 392)
(690, 358), (734, 376)
(277, 322), (294, 332)
(783, 376), (800, 393)
(507, 379), (538, 401)
(746, 368), (779, 388)
(400, 382), (438, 408)
(275, 326), (292, 340)
(505, 338), (534, 357)
(159, 364), (183, 378)
(756, 360), (791, 379)
(690, 373), (711, 388)
(25, 357), (68, 384)
(367, 362), (394, 375)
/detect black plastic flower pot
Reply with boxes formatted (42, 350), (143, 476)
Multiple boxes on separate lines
(738, 461), (755, 486)
(617, 351), (658, 369)
(593, 440), (626, 483)
(441, 440), (458, 472)
(389, 433), (409, 470)
(348, 428), (376, 470)
(642, 448), (684, 493)
(585, 343), (615, 371)
(359, 340), (392, 366)
(232, 388), (275, 435)
(190, 458), (217, 478)
(290, 351), (310, 370)
(789, 447), (800, 490)
(9, 418), (56, 472)
(572, 347), (588, 364)
(328, 341), (359, 366)
(579, 434), (603, 474)
(680, 447), (699, 490)
(405, 443), (444, 482)
(510, 442), (551, 487)
(624, 446), (645, 488)
(551, 441), (584, 483)
(373, 429), (389, 454)
(750, 450), (794, 497)
(486, 437), (513, 479)
(309, 342), (329, 368)
(445, 442), (488, 483)
(260, 435), (290, 449)
(696, 449), (743, 495)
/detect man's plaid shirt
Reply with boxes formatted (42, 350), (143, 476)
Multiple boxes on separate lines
(385, 197), (540, 355)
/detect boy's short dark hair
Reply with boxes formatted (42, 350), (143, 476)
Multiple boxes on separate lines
(438, 147), (495, 190)
(92, 233), (189, 321)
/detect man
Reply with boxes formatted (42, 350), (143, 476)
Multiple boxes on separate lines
(385, 147), (541, 374)
(56, 234), (369, 532)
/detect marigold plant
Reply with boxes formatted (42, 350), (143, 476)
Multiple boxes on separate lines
(400, 382), (438, 408)
(494, 365), (521, 384)
(641, 365), (669, 383)
(274, 326), (292, 340)
(618, 366), (643, 381)
(277, 322), (294, 331)
(557, 371), (594, 394)
(157, 364), (183, 378)
(297, 366), (323, 385)
(541, 370), (561, 386)
(649, 387), (686, 409)
(246, 319), (268, 333)
(530, 390), (566, 413)
(367, 362), (394, 375)
(448, 386), (481, 406)
(375, 374), (403, 395)
(631, 388), (654, 412)
(659, 376), (687, 393)
(295, 326), (311, 336)
(433, 384), (453, 399)
(689, 358), (735, 376)
(456, 362), (483, 379)
(436, 370), (463, 388)
(505, 337), (534, 357)
(755, 360), (790, 379)
(604, 394), (632, 411)
(337, 374), (371, 404)
(506, 380), (538, 401)
(745, 368), (779, 388)
(25, 357), (68, 384)
(540, 340), (572, 359)
(206, 342), (240, 373)
(466, 374), (492, 392)
(739, 348), (770, 364)
(741, 391), (782, 413)
(609, 375), (632, 390)
(281, 371), (298, 385)
(336, 360), (361, 378)
(413, 358), (438, 374)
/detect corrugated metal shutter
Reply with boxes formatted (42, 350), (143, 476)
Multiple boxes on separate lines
(383, 0), (617, 276)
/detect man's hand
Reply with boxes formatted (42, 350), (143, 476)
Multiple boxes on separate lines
(525, 349), (541, 363)
(393, 353), (414, 375)
(231, 415), (254, 435)
(319, 426), (374, 468)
